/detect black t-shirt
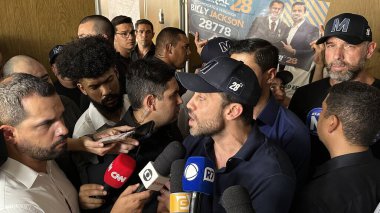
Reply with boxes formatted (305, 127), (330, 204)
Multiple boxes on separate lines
(289, 78), (380, 173)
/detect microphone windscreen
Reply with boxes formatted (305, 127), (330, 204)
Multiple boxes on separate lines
(221, 185), (255, 213)
(170, 159), (186, 193)
(182, 156), (215, 195)
(153, 141), (186, 176)
(104, 154), (136, 189)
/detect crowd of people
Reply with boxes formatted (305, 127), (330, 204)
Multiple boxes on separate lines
(0, 2), (380, 213)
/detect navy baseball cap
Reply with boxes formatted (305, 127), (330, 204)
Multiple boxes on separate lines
(200, 37), (231, 63)
(48, 45), (64, 64)
(176, 57), (261, 106)
(276, 71), (293, 85)
(317, 13), (372, 45)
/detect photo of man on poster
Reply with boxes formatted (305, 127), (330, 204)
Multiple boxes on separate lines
(246, 0), (290, 54)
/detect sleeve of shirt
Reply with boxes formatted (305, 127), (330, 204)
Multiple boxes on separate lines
(251, 174), (296, 213)
(0, 204), (44, 213)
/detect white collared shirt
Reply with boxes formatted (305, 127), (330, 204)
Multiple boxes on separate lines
(287, 19), (306, 44)
(0, 158), (80, 213)
(268, 16), (280, 31)
(72, 94), (130, 138)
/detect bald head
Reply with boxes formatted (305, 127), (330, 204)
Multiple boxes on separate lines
(2, 55), (52, 84)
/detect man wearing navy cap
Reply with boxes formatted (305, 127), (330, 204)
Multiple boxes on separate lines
(176, 57), (296, 213)
(289, 13), (380, 173)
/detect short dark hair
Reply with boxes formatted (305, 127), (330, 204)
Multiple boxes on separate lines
(135, 19), (154, 32)
(220, 93), (253, 125)
(292, 2), (307, 13)
(79, 15), (115, 38)
(126, 59), (175, 110)
(325, 81), (380, 146)
(111, 15), (133, 31)
(155, 27), (186, 54)
(56, 36), (117, 81)
(269, 0), (284, 8)
(0, 73), (56, 126)
(229, 38), (279, 73)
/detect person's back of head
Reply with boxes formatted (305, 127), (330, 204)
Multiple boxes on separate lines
(155, 27), (186, 55)
(78, 15), (114, 42)
(229, 38), (278, 74)
(56, 36), (117, 82)
(155, 27), (190, 69)
(322, 81), (380, 147)
(2, 55), (52, 84)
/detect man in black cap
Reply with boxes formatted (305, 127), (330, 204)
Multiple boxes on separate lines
(288, 13), (380, 173)
(176, 56), (296, 213)
(270, 70), (293, 107)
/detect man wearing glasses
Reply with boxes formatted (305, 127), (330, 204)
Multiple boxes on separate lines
(131, 19), (156, 61)
(111, 15), (136, 63)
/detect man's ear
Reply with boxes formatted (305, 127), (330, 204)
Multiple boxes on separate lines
(166, 43), (173, 55)
(224, 103), (243, 121)
(0, 125), (17, 144)
(327, 114), (340, 133)
(77, 82), (87, 96)
(266, 68), (277, 84)
(366, 41), (377, 59)
(145, 94), (156, 111)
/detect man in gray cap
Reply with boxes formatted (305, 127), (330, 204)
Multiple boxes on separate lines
(176, 56), (296, 213)
(288, 13), (380, 173)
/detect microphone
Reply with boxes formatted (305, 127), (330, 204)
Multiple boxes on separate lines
(103, 153), (136, 191)
(170, 159), (190, 213)
(182, 156), (215, 213)
(136, 141), (186, 192)
(221, 185), (255, 213)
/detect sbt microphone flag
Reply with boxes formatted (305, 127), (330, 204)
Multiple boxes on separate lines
(182, 156), (215, 195)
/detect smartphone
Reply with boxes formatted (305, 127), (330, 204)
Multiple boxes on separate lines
(98, 121), (155, 144)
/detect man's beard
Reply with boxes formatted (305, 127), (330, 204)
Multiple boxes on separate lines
(327, 58), (366, 83)
(19, 135), (68, 161)
(188, 109), (225, 137)
(89, 94), (124, 115)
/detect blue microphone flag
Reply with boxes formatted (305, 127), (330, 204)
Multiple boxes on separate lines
(182, 156), (215, 195)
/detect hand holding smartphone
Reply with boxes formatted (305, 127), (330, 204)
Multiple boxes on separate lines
(98, 121), (155, 144)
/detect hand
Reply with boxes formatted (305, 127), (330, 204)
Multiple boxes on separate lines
(157, 182), (170, 213)
(79, 184), (107, 210)
(281, 41), (296, 55)
(310, 40), (325, 66)
(111, 184), (152, 213)
(194, 32), (208, 55)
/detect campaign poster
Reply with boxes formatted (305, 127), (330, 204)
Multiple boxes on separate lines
(188, 0), (330, 70)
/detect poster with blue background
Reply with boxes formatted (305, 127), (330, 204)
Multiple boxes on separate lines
(189, 0), (330, 70)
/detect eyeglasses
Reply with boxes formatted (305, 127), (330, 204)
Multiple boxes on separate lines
(116, 30), (135, 38)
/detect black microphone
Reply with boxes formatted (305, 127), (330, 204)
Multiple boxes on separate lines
(170, 159), (190, 213)
(136, 141), (186, 192)
(221, 185), (255, 213)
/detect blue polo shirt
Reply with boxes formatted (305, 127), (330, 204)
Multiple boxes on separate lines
(183, 125), (296, 213)
(257, 96), (310, 185)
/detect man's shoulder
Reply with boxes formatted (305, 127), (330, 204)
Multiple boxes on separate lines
(183, 135), (209, 157)
(293, 78), (330, 96)
(73, 108), (94, 138)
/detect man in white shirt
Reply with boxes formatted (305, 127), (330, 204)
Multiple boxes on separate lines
(0, 73), (80, 212)
(56, 36), (128, 139)
(280, 2), (319, 97)
(0, 73), (150, 213)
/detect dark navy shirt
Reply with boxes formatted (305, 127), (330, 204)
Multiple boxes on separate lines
(131, 43), (156, 62)
(183, 125), (296, 213)
(257, 96), (310, 186)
